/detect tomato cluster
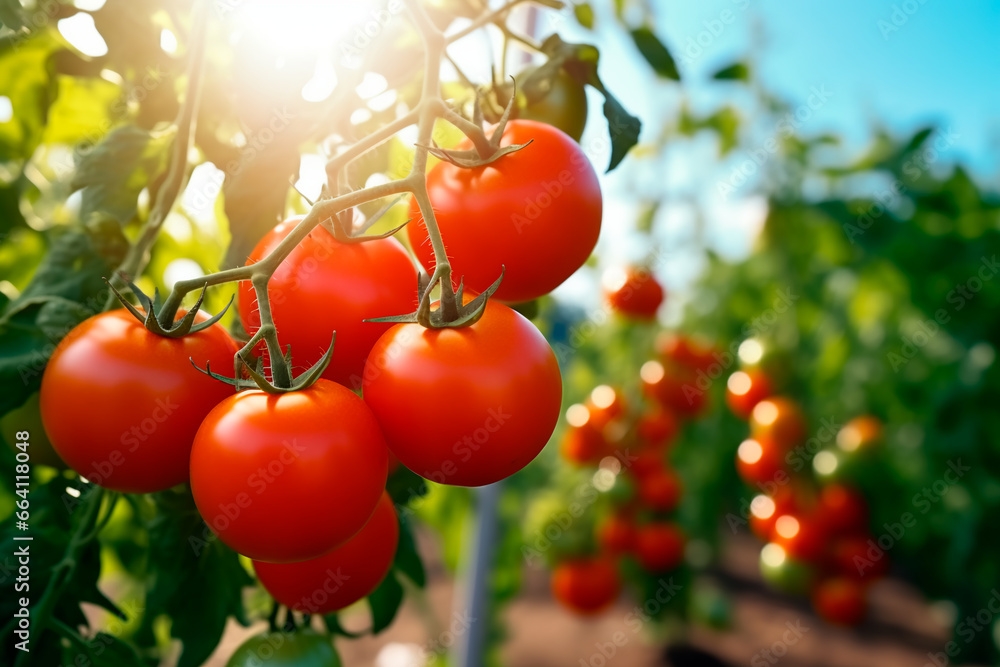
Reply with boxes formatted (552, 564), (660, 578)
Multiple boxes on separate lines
(549, 333), (719, 616)
(727, 356), (886, 626)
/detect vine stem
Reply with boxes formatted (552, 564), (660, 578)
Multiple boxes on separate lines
(445, 0), (533, 45)
(104, 0), (210, 313)
(12, 488), (106, 667)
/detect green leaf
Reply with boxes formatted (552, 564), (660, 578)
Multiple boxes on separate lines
(367, 571), (404, 634)
(142, 489), (252, 667)
(573, 3), (594, 29)
(43, 75), (123, 146)
(712, 61), (749, 81)
(0, 296), (92, 414)
(0, 0), (26, 31)
(539, 34), (642, 171)
(0, 30), (60, 160)
(60, 632), (146, 667)
(71, 125), (174, 225)
(393, 513), (426, 587)
(629, 27), (680, 80)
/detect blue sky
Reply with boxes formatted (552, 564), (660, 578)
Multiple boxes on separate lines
(647, 0), (1000, 175)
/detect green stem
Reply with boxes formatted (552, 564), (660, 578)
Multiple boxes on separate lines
(13, 487), (105, 667)
(104, 0), (210, 315)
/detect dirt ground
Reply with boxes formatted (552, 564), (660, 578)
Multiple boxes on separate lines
(204, 531), (970, 667)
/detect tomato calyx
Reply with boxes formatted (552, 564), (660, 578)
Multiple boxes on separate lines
(193, 333), (336, 394)
(108, 276), (231, 338)
(323, 193), (412, 245)
(422, 83), (531, 168)
(369, 267), (504, 329)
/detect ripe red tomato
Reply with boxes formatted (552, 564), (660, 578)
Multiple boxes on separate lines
(407, 119), (602, 303)
(586, 385), (626, 428)
(551, 557), (621, 615)
(254, 492), (398, 614)
(190, 379), (388, 562)
(749, 397), (807, 447)
(748, 487), (800, 541)
(656, 333), (718, 373)
(239, 216), (416, 390)
(634, 522), (686, 572)
(735, 435), (788, 486)
(640, 360), (707, 417)
(637, 468), (683, 512)
(627, 449), (665, 479)
(604, 266), (664, 319)
(363, 299), (561, 486)
(771, 512), (828, 563)
(560, 422), (608, 466)
(818, 484), (868, 535)
(635, 408), (679, 450)
(812, 577), (867, 626)
(830, 535), (888, 581)
(596, 514), (635, 556)
(39, 309), (238, 493)
(725, 369), (773, 419)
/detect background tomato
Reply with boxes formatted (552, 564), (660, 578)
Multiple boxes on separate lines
(363, 299), (561, 487)
(407, 119), (602, 303)
(635, 408), (679, 449)
(190, 379), (387, 562)
(239, 216), (416, 390)
(596, 513), (636, 556)
(749, 397), (807, 447)
(634, 522), (686, 572)
(735, 435), (788, 486)
(605, 266), (664, 320)
(637, 468), (683, 512)
(255, 492), (399, 614)
(39, 309), (238, 493)
(551, 557), (621, 615)
(812, 577), (867, 626)
(725, 369), (774, 419)
(226, 631), (340, 667)
(640, 360), (707, 417)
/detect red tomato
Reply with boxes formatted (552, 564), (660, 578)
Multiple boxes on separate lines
(812, 577), (867, 626)
(239, 216), (416, 390)
(627, 450), (665, 479)
(818, 484), (868, 535)
(363, 299), (561, 486)
(771, 512), (828, 563)
(560, 422), (608, 466)
(605, 266), (664, 319)
(596, 514), (635, 556)
(39, 309), (238, 493)
(725, 369), (773, 419)
(748, 487), (800, 541)
(635, 408), (679, 450)
(586, 385), (626, 428)
(640, 360), (707, 417)
(407, 119), (602, 303)
(189, 379), (388, 562)
(634, 522), (686, 572)
(830, 535), (888, 581)
(735, 435), (788, 486)
(638, 468), (683, 512)
(551, 557), (621, 615)
(254, 492), (399, 613)
(656, 333), (718, 373)
(749, 397), (807, 447)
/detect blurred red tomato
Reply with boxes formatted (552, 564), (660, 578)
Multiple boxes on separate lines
(837, 415), (883, 453)
(818, 484), (868, 535)
(634, 522), (686, 572)
(640, 360), (707, 417)
(638, 468), (683, 512)
(636, 408), (679, 450)
(605, 266), (664, 319)
(830, 535), (889, 581)
(749, 397), (807, 447)
(735, 435), (788, 486)
(552, 558), (621, 615)
(656, 333), (718, 372)
(725, 369), (774, 419)
(812, 577), (867, 626)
